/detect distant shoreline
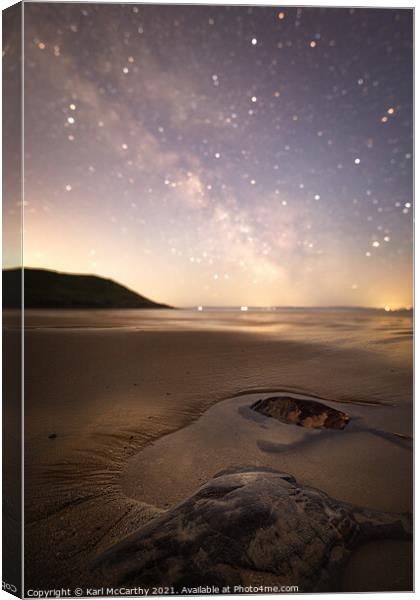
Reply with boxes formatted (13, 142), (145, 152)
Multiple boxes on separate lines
(3, 305), (412, 313)
(2, 268), (412, 312)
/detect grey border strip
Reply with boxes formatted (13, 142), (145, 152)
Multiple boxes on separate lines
(21, 0), (25, 595)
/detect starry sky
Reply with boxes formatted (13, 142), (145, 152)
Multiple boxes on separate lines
(4, 4), (413, 308)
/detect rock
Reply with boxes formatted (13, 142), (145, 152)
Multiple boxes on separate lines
(93, 467), (411, 592)
(251, 395), (350, 429)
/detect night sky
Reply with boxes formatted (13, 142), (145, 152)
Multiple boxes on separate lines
(5, 4), (413, 308)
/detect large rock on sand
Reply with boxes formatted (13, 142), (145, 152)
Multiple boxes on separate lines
(93, 467), (411, 592)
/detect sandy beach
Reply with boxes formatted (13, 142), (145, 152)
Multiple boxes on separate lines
(14, 308), (412, 593)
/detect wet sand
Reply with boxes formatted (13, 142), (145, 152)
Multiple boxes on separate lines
(16, 308), (412, 592)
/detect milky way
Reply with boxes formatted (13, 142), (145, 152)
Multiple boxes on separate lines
(4, 4), (413, 307)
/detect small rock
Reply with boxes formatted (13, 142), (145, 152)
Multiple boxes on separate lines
(251, 395), (350, 430)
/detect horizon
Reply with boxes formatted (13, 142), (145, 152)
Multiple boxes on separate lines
(4, 265), (413, 312)
(3, 5), (413, 309)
